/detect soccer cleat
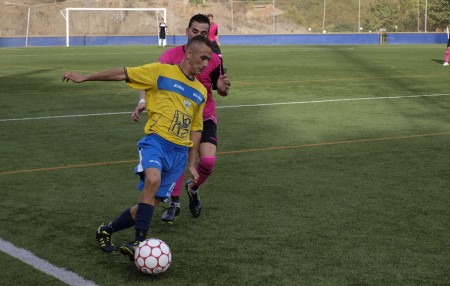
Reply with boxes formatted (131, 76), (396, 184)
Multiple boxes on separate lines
(95, 224), (117, 253)
(185, 180), (202, 218)
(119, 241), (140, 261)
(161, 202), (181, 224)
(444, 62), (449, 66)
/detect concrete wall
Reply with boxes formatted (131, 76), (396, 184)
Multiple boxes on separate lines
(1, 33), (448, 48)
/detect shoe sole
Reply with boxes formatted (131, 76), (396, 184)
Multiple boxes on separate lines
(188, 195), (202, 218)
(119, 247), (135, 261)
(161, 217), (175, 224)
(190, 208), (201, 218)
(99, 245), (118, 253)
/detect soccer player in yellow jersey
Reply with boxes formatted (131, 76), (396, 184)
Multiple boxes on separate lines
(62, 35), (212, 259)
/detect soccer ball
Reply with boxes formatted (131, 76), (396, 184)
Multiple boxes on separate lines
(134, 238), (172, 275)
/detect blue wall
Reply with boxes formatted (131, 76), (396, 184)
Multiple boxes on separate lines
(387, 33), (448, 44)
(220, 34), (380, 45)
(0, 33), (447, 48)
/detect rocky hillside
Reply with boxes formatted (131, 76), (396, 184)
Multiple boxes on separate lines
(1, 0), (306, 37)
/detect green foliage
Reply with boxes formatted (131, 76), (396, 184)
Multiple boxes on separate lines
(364, 0), (400, 32)
(332, 22), (354, 32)
(278, 0), (447, 32)
(427, 0), (450, 31)
(189, 0), (205, 4)
(284, 0), (324, 30)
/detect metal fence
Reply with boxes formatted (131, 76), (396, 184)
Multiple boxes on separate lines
(1, 0), (448, 37)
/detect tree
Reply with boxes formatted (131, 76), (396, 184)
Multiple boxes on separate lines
(427, 0), (450, 31)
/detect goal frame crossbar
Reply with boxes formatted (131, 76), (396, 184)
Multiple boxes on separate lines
(60, 8), (167, 47)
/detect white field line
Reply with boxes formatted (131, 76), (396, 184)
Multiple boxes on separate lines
(1, 93), (449, 122)
(0, 111), (131, 122)
(0, 238), (98, 286)
(216, 93), (450, 109)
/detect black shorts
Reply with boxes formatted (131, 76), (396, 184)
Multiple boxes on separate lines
(201, 119), (217, 146)
(211, 41), (222, 55)
(447, 37), (450, 47)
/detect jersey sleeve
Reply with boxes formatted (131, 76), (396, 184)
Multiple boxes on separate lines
(125, 64), (157, 90)
(159, 51), (171, 64)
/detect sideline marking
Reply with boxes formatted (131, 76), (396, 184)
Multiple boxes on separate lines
(0, 238), (98, 286)
(0, 111), (131, 122)
(1, 93), (449, 122)
(0, 160), (137, 175)
(217, 132), (450, 154)
(234, 74), (442, 86)
(1, 132), (449, 176)
(216, 93), (450, 109)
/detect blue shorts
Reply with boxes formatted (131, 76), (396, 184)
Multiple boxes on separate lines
(134, 134), (188, 200)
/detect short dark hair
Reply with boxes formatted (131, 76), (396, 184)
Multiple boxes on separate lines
(188, 14), (210, 28)
(207, 14), (213, 18)
(186, 35), (212, 50)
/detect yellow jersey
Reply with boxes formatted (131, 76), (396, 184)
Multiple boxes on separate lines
(126, 63), (206, 147)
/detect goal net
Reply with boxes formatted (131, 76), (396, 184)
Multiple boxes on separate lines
(60, 8), (167, 47)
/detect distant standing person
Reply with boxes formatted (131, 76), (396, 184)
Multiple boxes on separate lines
(443, 34), (450, 66)
(207, 14), (221, 56)
(159, 17), (168, 47)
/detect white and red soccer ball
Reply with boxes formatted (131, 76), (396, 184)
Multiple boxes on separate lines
(134, 238), (172, 275)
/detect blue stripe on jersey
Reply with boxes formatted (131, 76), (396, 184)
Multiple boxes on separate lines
(157, 76), (205, 105)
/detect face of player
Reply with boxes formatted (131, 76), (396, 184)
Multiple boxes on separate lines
(208, 16), (213, 24)
(186, 21), (210, 41)
(187, 43), (212, 76)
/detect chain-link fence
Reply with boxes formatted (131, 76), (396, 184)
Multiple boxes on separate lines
(1, 0), (449, 37)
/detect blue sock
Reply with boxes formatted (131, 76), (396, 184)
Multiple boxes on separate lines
(134, 203), (154, 242)
(103, 208), (135, 234)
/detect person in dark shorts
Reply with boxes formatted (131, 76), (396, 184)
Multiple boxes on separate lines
(207, 14), (222, 56)
(158, 17), (168, 47)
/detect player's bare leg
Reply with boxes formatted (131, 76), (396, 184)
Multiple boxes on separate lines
(186, 142), (216, 218)
(120, 168), (161, 260)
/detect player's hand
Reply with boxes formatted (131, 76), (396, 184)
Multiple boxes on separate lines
(188, 165), (199, 184)
(61, 72), (86, 83)
(131, 102), (146, 121)
(217, 73), (230, 96)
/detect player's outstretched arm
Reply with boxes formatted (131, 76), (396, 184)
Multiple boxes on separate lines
(62, 67), (126, 83)
(131, 90), (147, 122)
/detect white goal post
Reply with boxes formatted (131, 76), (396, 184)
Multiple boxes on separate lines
(60, 8), (167, 47)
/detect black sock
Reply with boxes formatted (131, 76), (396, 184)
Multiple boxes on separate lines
(134, 203), (154, 242)
(104, 208), (135, 234)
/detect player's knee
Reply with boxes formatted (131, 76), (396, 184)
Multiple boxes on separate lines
(199, 157), (216, 174)
(144, 172), (161, 187)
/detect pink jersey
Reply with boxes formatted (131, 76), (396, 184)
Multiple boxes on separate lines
(209, 22), (219, 42)
(159, 45), (223, 123)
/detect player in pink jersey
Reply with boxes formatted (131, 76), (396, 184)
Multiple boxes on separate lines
(207, 14), (222, 56)
(132, 14), (230, 223)
(443, 37), (450, 66)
